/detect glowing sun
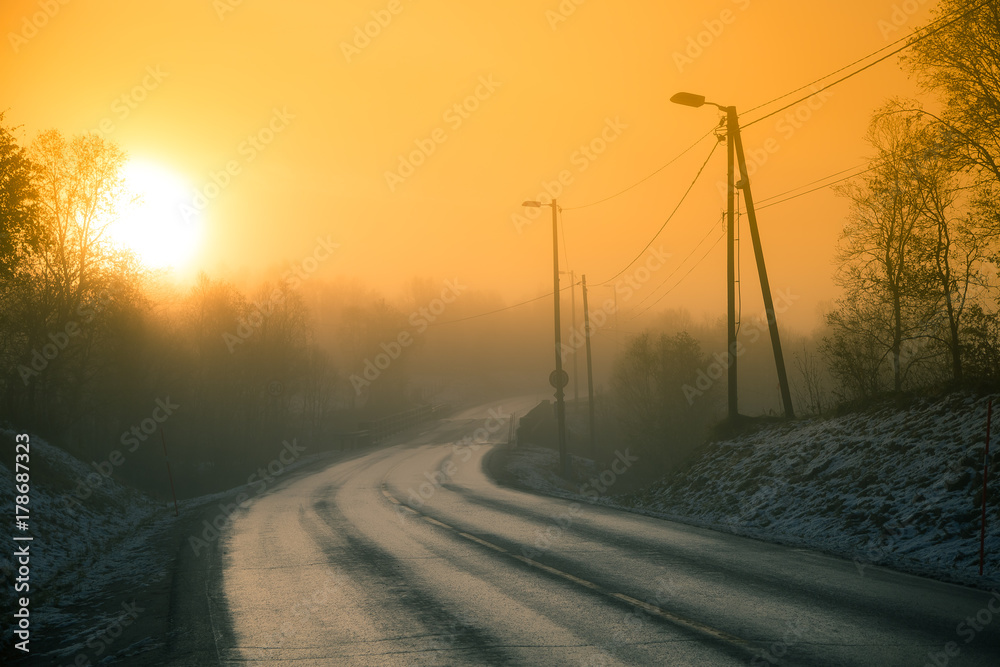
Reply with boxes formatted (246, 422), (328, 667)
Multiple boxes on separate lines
(112, 160), (203, 271)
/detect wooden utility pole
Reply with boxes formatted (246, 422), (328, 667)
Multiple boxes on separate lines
(570, 270), (579, 406)
(672, 92), (795, 420)
(550, 200), (569, 476)
(731, 116), (795, 418)
(726, 107), (738, 420)
(582, 275), (596, 457)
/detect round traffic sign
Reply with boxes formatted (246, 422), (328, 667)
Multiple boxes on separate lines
(549, 369), (569, 389)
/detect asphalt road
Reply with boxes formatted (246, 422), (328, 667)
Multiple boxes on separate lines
(214, 399), (1000, 665)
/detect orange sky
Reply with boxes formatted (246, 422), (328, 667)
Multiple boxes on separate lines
(1, 0), (940, 334)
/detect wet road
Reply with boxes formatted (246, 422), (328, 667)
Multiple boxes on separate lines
(217, 399), (1000, 665)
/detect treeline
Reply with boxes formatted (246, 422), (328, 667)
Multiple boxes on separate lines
(0, 121), (551, 498)
(0, 118), (413, 495)
(603, 0), (1000, 472)
(822, 0), (1000, 399)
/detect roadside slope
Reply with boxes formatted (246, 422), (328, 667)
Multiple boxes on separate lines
(493, 392), (1000, 588)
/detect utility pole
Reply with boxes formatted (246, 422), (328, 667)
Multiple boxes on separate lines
(726, 107), (738, 421)
(732, 124), (795, 419)
(582, 275), (596, 457)
(550, 200), (569, 476)
(523, 198), (570, 476)
(570, 270), (578, 407)
(561, 270), (580, 410)
(671, 92), (795, 420)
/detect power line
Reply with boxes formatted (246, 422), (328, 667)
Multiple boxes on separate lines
(742, 7), (951, 118)
(756, 167), (872, 211)
(630, 212), (722, 310)
(435, 1), (989, 328)
(742, 0), (991, 129)
(429, 284), (572, 327)
(597, 139), (720, 286)
(560, 207), (571, 269)
(629, 228), (726, 320)
(753, 132), (953, 210)
(755, 161), (869, 205)
(428, 141), (716, 327)
(436, 142), (719, 327)
(562, 126), (718, 211)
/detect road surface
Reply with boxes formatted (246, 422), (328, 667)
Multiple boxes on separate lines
(214, 399), (1000, 665)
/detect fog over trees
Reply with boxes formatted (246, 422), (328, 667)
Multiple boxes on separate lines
(2, 2), (999, 492)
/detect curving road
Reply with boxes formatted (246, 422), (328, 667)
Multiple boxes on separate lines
(216, 399), (1000, 665)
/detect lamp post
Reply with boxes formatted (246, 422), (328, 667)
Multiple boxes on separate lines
(523, 198), (570, 476)
(670, 92), (794, 420)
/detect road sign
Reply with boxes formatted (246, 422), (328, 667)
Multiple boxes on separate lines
(549, 369), (569, 389)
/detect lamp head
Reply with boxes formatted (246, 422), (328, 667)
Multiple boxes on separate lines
(670, 92), (707, 108)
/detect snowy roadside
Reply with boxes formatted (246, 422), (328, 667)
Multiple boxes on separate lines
(1, 430), (167, 652)
(0, 428), (338, 661)
(493, 392), (1000, 589)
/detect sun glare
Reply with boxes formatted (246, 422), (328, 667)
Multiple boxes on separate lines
(112, 160), (203, 272)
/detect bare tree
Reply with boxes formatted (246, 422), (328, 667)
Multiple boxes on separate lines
(872, 103), (994, 384)
(905, 0), (1000, 186)
(3, 131), (140, 445)
(822, 296), (893, 400)
(905, 0), (1000, 294)
(832, 112), (933, 393)
(792, 342), (828, 416)
(28, 131), (130, 322)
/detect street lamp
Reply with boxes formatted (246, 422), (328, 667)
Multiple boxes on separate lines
(669, 92), (724, 111)
(670, 92), (795, 420)
(523, 198), (570, 477)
